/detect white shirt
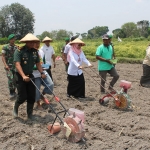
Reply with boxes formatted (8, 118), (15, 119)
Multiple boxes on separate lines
(67, 50), (91, 76)
(40, 44), (55, 66)
(143, 46), (150, 66)
(64, 43), (71, 54)
(38, 49), (44, 60)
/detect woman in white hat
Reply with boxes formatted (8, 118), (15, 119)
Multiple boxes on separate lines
(67, 38), (92, 99)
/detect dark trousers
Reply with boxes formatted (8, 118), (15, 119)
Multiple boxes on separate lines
(15, 72), (35, 104)
(99, 67), (119, 92)
(46, 66), (53, 81)
(67, 73), (85, 97)
(140, 64), (150, 87)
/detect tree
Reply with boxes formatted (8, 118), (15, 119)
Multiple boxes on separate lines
(121, 22), (138, 38)
(137, 20), (149, 37)
(56, 29), (73, 40)
(0, 3), (35, 39)
(39, 29), (73, 40)
(81, 33), (87, 39)
(87, 26), (109, 39)
(112, 28), (126, 38)
(38, 31), (51, 40)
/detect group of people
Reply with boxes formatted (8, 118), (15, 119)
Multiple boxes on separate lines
(2, 33), (56, 120)
(3, 32), (149, 121)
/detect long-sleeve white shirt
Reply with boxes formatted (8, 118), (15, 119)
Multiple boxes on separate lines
(67, 50), (91, 76)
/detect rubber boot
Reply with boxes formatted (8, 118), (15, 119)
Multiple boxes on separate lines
(27, 103), (35, 120)
(13, 101), (20, 118)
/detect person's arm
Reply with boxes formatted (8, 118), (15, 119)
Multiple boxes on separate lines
(96, 55), (111, 64)
(95, 46), (112, 64)
(2, 53), (10, 70)
(52, 54), (56, 68)
(81, 52), (92, 67)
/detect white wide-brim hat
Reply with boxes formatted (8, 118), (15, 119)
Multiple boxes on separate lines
(42, 36), (53, 42)
(69, 38), (85, 46)
(20, 33), (40, 43)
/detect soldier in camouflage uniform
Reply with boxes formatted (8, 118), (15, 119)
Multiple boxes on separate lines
(2, 34), (18, 99)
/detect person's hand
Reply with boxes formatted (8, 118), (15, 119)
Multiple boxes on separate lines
(88, 64), (93, 67)
(64, 61), (68, 65)
(41, 74), (46, 79)
(23, 76), (30, 82)
(106, 59), (112, 64)
(5, 65), (10, 71)
(78, 66), (83, 69)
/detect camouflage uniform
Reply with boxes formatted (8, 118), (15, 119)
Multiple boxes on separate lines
(2, 44), (18, 94)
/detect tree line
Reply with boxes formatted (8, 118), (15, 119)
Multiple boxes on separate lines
(0, 2), (149, 41)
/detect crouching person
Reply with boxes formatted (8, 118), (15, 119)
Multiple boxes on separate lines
(33, 41), (54, 110)
(13, 33), (46, 120)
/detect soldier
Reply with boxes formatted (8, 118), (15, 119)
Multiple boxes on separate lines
(13, 33), (46, 120)
(2, 34), (17, 99)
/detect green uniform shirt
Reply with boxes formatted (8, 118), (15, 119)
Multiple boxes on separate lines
(2, 44), (18, 70)
(14, 46), (40, 75)
(96, 44), (114, 71)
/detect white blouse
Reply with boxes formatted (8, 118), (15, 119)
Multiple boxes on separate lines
(67, 50), (91, 76)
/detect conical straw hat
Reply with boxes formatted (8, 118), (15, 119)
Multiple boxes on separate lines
(20, 33), (40, 43)
(42, 36), (53, 42)
(69, 38), (85, 46)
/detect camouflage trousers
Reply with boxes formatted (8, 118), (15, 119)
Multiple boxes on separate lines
(5, 69), (16, 94)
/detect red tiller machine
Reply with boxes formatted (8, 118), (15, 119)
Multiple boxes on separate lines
(83, 67), (132, 110)
(30, 78), (86, 143)
(99, 80), (132, 110)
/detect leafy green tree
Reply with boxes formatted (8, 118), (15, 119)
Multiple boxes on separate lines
(0, 3), (35, 39)
(137, 20), (149, 37)
(56, 29), (73, 40)
(121, 22), (138, 38)
(81, 33), (87, 39)
(112, 28), (126, 38)
(39, 31), (51, 40)
(87, 26), (109, 39)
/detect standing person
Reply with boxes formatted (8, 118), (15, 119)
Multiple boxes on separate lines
(61, 37), (70, 71)
(40, 36), (56, 80)
(140, 45), (150, 87)
(2, 34), (17, 99)
(67, 38), (92, 99)
(33, 41), (54, 110)
(13, 33), (46, 120)
(96, 34), (119, 94)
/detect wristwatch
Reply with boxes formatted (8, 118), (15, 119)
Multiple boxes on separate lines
(41, 72), (44, 75)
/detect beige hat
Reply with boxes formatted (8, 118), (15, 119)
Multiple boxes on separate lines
(42, 36), (53, 42)
(20, 33), (40, 43)
(69, 38), (85, 46)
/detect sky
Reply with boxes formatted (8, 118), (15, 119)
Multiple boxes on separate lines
(0, 0), (150, 36)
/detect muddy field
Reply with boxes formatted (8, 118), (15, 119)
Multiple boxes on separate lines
(1, 56), (150, 150)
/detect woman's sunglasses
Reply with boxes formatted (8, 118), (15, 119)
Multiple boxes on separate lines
(78, 44), (82, 46)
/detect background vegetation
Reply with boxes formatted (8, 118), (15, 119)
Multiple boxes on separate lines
(0, 38), (148, 63)
(0, 2), (149, 63)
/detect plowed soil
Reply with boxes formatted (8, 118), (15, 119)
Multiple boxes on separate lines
(1, 57), (150, 150)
